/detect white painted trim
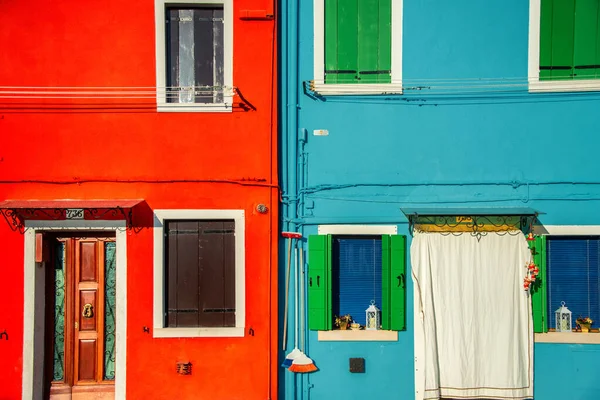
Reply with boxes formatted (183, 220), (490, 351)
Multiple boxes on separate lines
(153, 209), (245, 337)
(154, 327), (244, 338)
(155, 0), (234, 111)
(317, 330), (398, 341)
(534, 225), (600, 235)
(21, 229), (36, 400)
(318, 224), (397, 235)
(312, 0), (403, 95)
(115, 229), (127, 400)
(528, 0), (600, 93)
(535, 332), (600, 344)
(21, 222), (127, 400)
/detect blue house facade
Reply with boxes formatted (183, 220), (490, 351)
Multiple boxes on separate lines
(280, 0), (600, 399)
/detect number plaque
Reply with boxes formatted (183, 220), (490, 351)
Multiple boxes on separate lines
(66, 209), (84, 219)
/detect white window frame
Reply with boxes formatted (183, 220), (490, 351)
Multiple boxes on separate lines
(155, 0), (234, 112)
(313, 0), (403, 95)
(533, 224), (600, 344)
(153, 209), (245, 337)
(315, 224), (399, 341)
(528, 0), (600, 93)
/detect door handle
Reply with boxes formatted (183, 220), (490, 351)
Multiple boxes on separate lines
(317, 275), (320, 287)
(397, 274), (405, 288)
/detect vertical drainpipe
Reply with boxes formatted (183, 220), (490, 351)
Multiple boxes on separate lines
(284, 0), (300, 400)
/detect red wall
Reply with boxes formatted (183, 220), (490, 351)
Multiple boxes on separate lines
(0, 0), (278, 399)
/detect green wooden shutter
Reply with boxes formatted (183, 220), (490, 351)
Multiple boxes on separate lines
(308, 235), (332, 330)
(596, 5), (600, 78)
(540, 0), (576, 80)
(531, 236), (548, 333)
(573, 0), (599, 80)
(539, 0), (554, 80)
(325, 0), (358, 84)
(552, 0), (575, 80)
(324, 0), (391, 84)
(381, 235), (391, 329)
(381, 235), (406, 331)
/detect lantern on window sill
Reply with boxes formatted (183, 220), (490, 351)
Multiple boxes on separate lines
(365, 301), (380, 331)
(555, 302), (572, 333)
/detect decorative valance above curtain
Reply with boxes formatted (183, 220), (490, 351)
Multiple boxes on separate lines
(400, 207), (539, 237)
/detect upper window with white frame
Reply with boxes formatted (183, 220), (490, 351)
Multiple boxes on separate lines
(313, 0), (403, 95)
(529, 0), (600, 92)
(153, 210), (245, 337)
(155, 0), (233, 111)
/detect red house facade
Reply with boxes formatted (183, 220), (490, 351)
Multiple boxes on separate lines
(0, 1), (278, 399)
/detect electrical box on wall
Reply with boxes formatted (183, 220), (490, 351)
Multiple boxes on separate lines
(349, 358), (365, 373)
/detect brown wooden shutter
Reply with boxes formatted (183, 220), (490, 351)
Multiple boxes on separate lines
(165, 220), (235, 328)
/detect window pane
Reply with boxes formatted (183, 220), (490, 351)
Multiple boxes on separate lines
(52, 241), (66, 382)
(166, 6), (224, 103)
(165, 220), (235, 328)
(103, 242), (116, 381)
(546, 236), (600, 329)
(333, 236), (382, 326)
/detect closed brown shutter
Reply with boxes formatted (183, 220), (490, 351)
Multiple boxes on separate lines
(165, 220), (235, 327)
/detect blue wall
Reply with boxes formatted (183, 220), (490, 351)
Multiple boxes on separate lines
(281, 0), (600, 399)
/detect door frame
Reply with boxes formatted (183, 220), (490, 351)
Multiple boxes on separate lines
(22, 220), (127, 400)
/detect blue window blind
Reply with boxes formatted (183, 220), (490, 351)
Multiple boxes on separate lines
(332, 236), (382, 326)
(546, 236), (600, 329)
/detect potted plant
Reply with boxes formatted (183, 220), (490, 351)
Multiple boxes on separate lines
(334, 314), (352, 330)
(576, 316), (593, 333)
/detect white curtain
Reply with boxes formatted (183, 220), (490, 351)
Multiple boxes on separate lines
(412, 231), (533, 400)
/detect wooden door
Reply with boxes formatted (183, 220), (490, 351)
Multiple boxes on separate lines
(48, 237), (116, 400)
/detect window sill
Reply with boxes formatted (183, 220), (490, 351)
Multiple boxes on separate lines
(157, 102), (233, 113)
(529, 79), (600, 93)
(534, 332), (600, 344)
(310, 82), (403, 96)
(317, 329), (398, 341)
(153, 326), (245, 338)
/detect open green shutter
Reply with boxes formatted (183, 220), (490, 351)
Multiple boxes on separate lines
(531, 236), (547, 333)
(596, 5), (600, 78)
(381, 235), (406, 331)
(308, 235), (332, 330)
(573, 0), (599, 80)
(381, 235), (391, 329)
(390, 235), (406, 330)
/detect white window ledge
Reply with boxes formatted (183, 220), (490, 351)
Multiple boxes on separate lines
(529, 79), (600, 93)
(318, 330), (398, 341)
(310, 83), (403, 96)
(154, 327), (245, 338)
(535, 332), (600, 344)
(157, 102), (233, 113)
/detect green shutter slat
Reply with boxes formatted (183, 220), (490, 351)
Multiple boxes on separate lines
(573, 0), (599, 80)
(335, 0), (359, 83)
(539, 0), (554, 80)
(377, 0), (392, 83)
(308, 235), (332, 330)
(390, 235), (406, 331)
(551, 0), (576, 80)
(531, 236), (548, 333)
(381, 235), (391, 330)
(324, 0), (339, 84)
